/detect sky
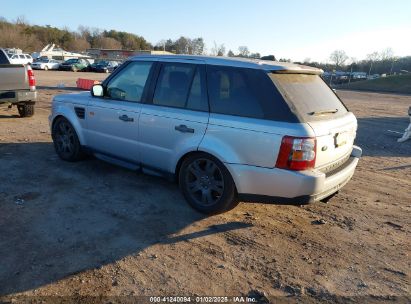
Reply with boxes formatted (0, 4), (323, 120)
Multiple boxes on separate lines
(1, 0), (411, 62)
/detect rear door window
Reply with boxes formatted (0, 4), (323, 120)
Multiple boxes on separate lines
(269, 73), (348, 121)
(207, 65), (298, 122)
(153, 63), (208, 111)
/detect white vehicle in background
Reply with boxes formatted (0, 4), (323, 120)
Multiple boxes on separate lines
(8, 53), (33, 65)
(32, 58), (61, 70)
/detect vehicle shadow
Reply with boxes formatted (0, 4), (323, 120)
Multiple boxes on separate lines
(356, 116), (411, 157)
(0, 114), (20, 118)
(0, 142), (252, 296)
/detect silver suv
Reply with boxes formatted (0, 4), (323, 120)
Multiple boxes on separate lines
(49, 55), (362, 214)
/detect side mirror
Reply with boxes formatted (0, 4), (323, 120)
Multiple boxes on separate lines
(91, 84), (104, 97)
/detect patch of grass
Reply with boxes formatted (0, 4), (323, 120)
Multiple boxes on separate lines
(337, 74), (411, 94)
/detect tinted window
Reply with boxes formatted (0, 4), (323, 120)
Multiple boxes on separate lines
(19, 55), (25, 59)
(153, 63), (208, 111)
(207, 65), (297, 121)
(269, 74), (347, 121)
(106, 61), (153, 102)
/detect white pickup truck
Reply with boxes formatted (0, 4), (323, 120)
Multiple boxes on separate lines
(0, 48), (37, 117)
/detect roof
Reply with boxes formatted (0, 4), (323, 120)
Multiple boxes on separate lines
(128, 54), (323, 74)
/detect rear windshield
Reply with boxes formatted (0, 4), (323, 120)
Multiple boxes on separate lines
(269, 73), (348, 121)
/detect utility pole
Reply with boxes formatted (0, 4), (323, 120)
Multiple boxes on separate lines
(368, 61), (373, 77)
(390, 58), (396, 75)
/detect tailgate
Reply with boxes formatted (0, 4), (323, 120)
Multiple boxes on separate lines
(0, 65), (28, 91)
(308, 112), (357, 170)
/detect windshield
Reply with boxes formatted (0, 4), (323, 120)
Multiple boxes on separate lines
(269, 73), (347, 121)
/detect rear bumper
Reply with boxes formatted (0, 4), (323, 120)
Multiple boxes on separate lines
(229, 145), (362, 204)
(0, 90), (37, 104)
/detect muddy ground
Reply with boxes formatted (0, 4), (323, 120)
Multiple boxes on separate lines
(0, 71), (410, 303)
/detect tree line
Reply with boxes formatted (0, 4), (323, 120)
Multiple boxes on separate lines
(0, 16), (276, 59)
(301, 49), (411, 75)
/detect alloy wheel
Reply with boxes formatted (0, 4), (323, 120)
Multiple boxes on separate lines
(185, 158), (225, 206)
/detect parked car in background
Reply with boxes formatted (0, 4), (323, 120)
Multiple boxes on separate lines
(0, 49), (36, 117)
(31, 58), (61, 70)
(367, 74), (380, 80)
(90, 60), (119, 73)
(59, 58), (90, 72)
(7, 53), (33, 65)
(49, 55), (361, 214)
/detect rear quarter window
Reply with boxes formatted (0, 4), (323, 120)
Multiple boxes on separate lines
(207, 65), (298, 122)
(269, 73), (348, 121)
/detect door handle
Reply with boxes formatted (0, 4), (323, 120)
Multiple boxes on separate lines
(175, 124), (194, 133)
(119, 115), (134, 122)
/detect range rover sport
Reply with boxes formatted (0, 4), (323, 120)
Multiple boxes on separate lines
(49, 55), (362, 214)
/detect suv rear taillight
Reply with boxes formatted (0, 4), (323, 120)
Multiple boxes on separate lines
(275, 136), (316, 170)
(27, 66), (36, 91)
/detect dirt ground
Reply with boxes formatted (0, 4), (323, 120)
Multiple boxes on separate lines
(0, 71), (410, 303)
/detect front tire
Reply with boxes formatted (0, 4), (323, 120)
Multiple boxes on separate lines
(179, 153), (239, 214)
(17, 103), (34, 117)
(52, 117), (84, 161)
(44, 65), (49, 71)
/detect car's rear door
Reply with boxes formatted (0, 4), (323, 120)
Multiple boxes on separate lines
(85, 60), (155, 163)
(138, 61), (209, 174)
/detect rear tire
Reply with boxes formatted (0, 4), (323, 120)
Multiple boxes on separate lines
(52, 117), (85, 162)
(44, 65), (49, 71)
(179, 153), (239, 214)
(17, 103), (34, 117)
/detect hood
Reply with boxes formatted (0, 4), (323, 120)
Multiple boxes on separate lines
(53, 92), (91, 105)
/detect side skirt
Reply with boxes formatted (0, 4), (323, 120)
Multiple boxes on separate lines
(84, 146), (176, 181)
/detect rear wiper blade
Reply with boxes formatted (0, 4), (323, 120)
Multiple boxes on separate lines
(308, 109), (338, 116)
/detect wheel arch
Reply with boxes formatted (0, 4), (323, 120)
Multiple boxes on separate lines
(174, 150), (232, 185)
(51, 112), (85, 145)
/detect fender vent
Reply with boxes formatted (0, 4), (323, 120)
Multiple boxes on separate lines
(74, 107), (85, 119)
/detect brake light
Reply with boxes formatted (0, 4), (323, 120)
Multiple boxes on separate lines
(27, 66), (36, 91)
(276, 136), (316, 170)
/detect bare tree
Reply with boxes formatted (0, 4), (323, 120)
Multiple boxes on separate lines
(227, 50), (235, 57)
(67, 38), (91, 52)
(329, 50), (348, 68)
(93, 37), (121, 49)
(211, 42), (225, 56)
(238, 46), (250, 57)
(366, 51), (380, 75)
(380, 48), (394, 61)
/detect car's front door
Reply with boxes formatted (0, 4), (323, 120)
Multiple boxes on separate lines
(138, 61), (209, 173)
(85, 60), (154, 163)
